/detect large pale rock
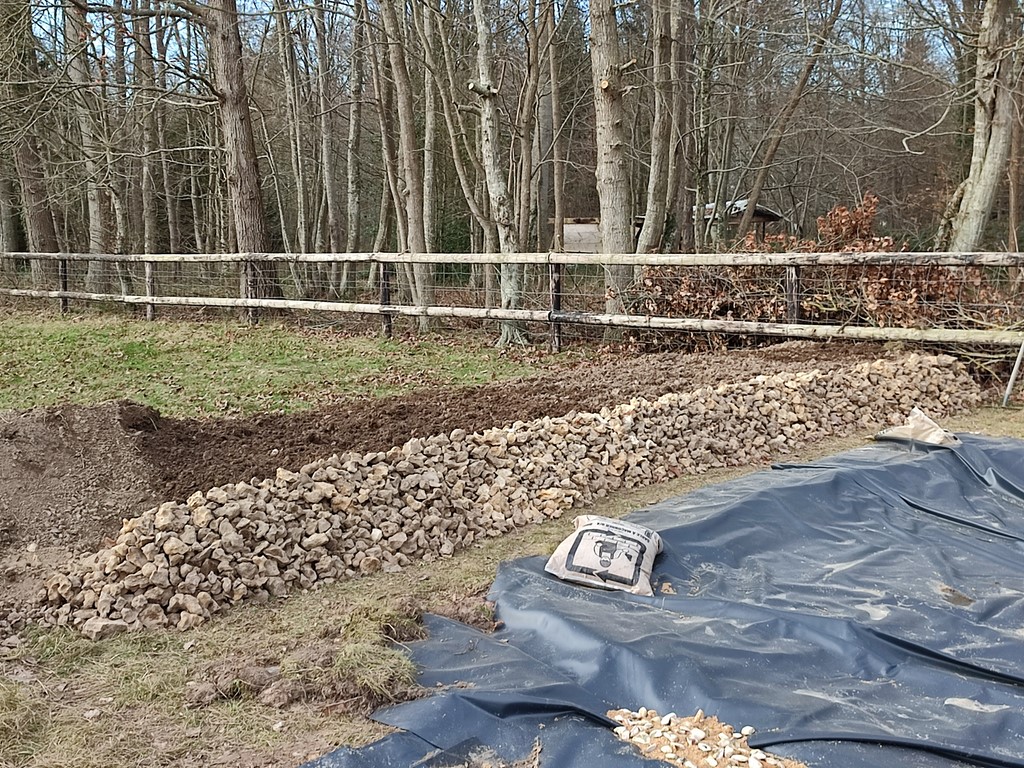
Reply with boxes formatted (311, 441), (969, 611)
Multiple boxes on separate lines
(162, 537), (189, 557)
(301, 532), (330, 550)
(82, 617), (129, 641)
(155, 503), (186, 531)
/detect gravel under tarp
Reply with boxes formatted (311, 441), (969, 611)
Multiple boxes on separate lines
(308, 434), (1024, 768)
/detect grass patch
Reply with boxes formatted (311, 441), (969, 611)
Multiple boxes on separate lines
(0, 680), (49, 766)
(92, 635), (190, 709)
(21, 628), (104, 675)
(331, 642), (418, 704)
(0, 312), (545, 417)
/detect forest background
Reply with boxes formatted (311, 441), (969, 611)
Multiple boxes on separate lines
(1, 0), (1022, 339)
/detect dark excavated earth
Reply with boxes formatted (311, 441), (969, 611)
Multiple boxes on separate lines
(0, 341), (888, 560)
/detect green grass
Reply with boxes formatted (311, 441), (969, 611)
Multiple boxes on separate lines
(0, 312), (545, 417)
(19, 628), (104, 675)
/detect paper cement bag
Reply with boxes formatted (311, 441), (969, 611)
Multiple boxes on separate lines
(874, 406), (960, 446)
(544, 515), (663, 596)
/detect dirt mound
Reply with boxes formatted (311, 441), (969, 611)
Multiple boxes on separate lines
(0, 344), (884, 638)
(0, 340), (929, 638)
(139, 341), (886, 505)
(0, 342), (885, 561)
(0, 400), (163, 554)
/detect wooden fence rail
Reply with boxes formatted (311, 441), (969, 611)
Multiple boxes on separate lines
(2, 250), (1024, 348)
(7, 250), (1024, 266)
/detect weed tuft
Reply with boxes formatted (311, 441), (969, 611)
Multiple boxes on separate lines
(331, 642), (419, 706)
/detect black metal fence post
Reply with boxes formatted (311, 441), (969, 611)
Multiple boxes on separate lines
(380, 259), (393, 339)
(58, 257), (69, 314)
(785, 265), (801, 322)
(549, 261), (563, 352)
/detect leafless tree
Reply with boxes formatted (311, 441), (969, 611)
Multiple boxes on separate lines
(938, 0), (1022, 251)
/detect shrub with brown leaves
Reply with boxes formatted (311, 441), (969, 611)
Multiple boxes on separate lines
(629, 193), (1022, 347)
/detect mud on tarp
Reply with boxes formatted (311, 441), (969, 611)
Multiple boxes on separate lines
(306, 434), (1024, 768)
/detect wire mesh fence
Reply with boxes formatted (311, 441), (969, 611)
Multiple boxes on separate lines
(2, 251), (1024, 348)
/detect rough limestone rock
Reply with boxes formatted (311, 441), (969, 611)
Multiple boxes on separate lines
(38, 352), (982, 636)
(81, 617), (129, 641)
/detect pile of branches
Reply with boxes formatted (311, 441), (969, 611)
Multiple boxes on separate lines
(630, 194), (1022, 341)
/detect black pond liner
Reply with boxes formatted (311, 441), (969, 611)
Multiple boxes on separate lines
(306, 434), (1024, 768)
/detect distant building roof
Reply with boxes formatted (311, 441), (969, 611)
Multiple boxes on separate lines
(703, 199), (784, 223)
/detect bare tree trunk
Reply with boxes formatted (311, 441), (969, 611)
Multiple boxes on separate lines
(65, 0), (111, 290)
(2, 0), (58, 281)
(205, 0), (278, 312)
(345, 1), (366, 258)
(260, 113), (292, 253)
(945, 0), (1021, 252)
(418, 2), (489, 230)
(275, 0), (308, 255)
(471, 0), (527, 346)
(1009, 91), (1022, 251)
(691, 6), (715, 251)
(546, 0), (564, 253)
(134, 1), (159, 317)
(378, 0), (432, 325)
(13, 139), (60, 284)
(366, 31), (407, 253)
(312, 4), (341, 255)
(421, 4), (438, 254)
(666, 0), (693, 251)
(154, 10), (181, 253)
(711, 24), (741, 248)
(636, 0), (672, 255)
(0, 171), (21, 255)
(0, 166), (16, 282)
(516, 0), (543, 251)
(313, 1), (348, 296)
(110, 0), (135, 260)
(736, 0), (843, 238)
(189, 109), (208, 254)
(207, 0), (271, 253)
(590, 0), (634, 323)
(371, 181), (392, 254)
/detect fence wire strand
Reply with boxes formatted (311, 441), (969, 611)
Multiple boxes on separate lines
(2, 253), (1023, 347)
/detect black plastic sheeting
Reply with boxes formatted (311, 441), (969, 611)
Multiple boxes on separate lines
(307, 434), (1024, 768)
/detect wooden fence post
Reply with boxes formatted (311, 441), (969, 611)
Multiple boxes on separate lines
(145, 261), (156, 320)
(242, 257), (258, 325)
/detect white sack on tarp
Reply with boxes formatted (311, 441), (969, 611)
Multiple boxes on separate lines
(874, 406), (960, 446)
(545, 515), (663, 596)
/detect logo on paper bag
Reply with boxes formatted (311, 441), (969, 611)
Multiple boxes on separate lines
(566, 531), (648, 587)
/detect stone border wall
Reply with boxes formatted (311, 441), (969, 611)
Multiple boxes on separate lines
(41, 353), (981, 638)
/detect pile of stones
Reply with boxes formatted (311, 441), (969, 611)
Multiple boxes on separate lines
(39, 352), (980, 637)
(608, 707), (807, 768)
